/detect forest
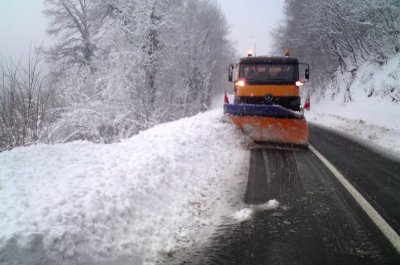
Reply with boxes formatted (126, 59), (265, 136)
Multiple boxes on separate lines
(0, 0), (233, 150)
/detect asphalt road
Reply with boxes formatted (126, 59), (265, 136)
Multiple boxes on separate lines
(309, 124), (400, 235)
(171, 124), (400, 265)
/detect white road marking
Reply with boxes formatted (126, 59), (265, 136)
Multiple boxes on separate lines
(309, 145), (400, 254)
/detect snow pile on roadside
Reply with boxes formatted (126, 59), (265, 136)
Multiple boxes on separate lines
(307, 55), (400, 154)
(306, 111), (400, 155)
(0, 109), (248, 265)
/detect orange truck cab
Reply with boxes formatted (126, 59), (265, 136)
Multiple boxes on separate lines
(228, 54), (309, 112)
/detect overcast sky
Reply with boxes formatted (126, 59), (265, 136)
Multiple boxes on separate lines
(0, 0), (49, 60)
(217, 0), (285, 57)
(0, 0), (285, 60)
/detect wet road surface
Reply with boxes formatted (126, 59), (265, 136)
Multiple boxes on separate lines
(169, 124), (400, 265)
(309, 124), (400, 234)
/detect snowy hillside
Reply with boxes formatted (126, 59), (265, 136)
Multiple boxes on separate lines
(0, 110), (251, 265)
(306, 54), (400, 154)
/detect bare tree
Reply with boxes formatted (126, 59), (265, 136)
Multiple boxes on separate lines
(0, 49), (53, 151)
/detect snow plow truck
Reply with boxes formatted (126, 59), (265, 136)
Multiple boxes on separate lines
(224, 49), (310, 148)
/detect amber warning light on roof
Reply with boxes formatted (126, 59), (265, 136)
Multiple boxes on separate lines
(284, 48), (290, 56)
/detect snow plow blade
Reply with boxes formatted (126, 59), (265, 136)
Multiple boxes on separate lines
(224, 104), (309, 147)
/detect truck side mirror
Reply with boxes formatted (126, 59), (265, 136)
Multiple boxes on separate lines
(299, 63), (310, 82)
(305, 68), (310, 80)
(228, 64), (234, 82)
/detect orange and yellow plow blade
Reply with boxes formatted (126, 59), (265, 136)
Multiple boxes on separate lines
(230, 116), (309, 146)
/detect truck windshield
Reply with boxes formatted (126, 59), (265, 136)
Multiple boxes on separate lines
(239, 64), (297, 84)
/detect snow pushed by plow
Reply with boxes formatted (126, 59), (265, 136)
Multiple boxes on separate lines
(0, 110), (248, 265)
(231, 199), (280, 222)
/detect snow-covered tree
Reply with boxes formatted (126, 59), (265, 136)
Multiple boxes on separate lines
(44, 0), (233, 144)
(175, 0), (232, 116)
(43, 0), (113, 68)
(272, 0), (400, 101)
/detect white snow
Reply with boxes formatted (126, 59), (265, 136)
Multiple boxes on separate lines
(0, 109), (251, 265)
(232, 208), (254, 222)
(231, 199), (280, 222)
(306, 54), (400, 155)
(256, 199), (280, 211)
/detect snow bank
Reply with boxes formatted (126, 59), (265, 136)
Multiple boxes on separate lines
(307, 55), (400, 155)
(0, 109), (249, 265)
(307, 112), (400, 155)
